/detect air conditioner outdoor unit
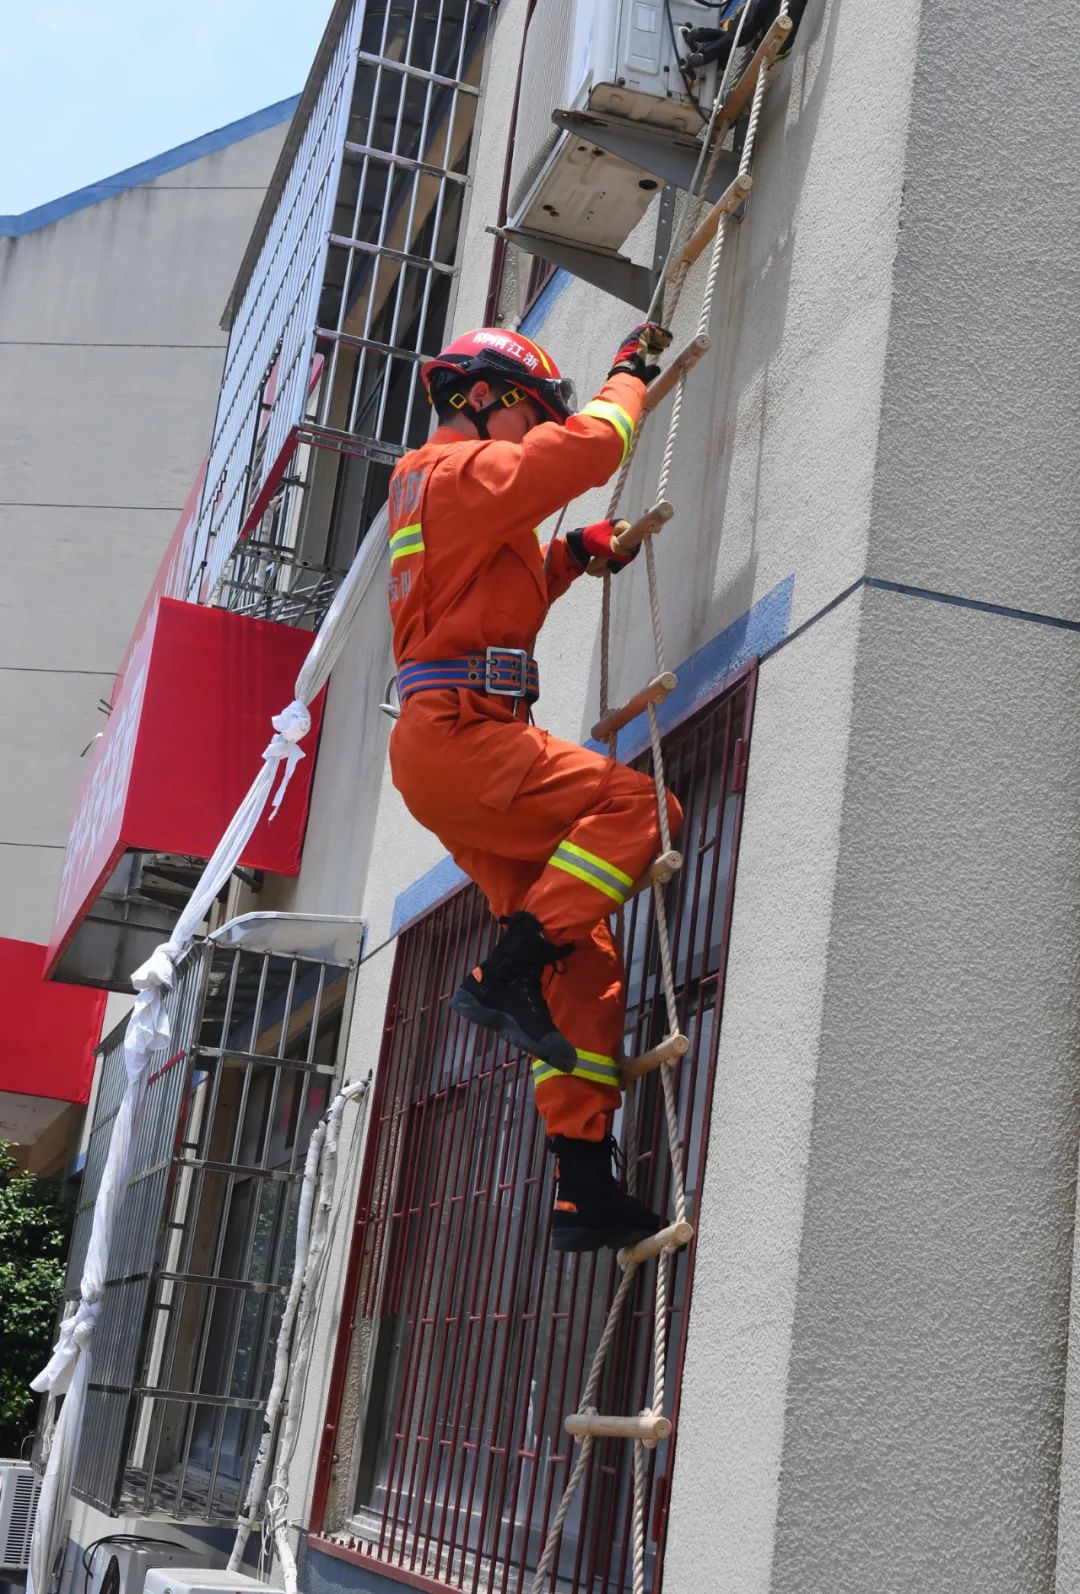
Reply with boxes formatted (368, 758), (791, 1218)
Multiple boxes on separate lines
(144, 1570), (278, 1594)
(0, 1461), (41, 1572)
(505, 0), (722, 261)
(85, 1542), (222, 1594)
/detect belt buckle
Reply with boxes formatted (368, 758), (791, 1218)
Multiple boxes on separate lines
(485, 646), (529, 697)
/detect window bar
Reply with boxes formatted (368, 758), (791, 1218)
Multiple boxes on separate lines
(376, 903), (449, 1330)
(382, 1075), (443, 1563)
(394, 2), (478, 440)
(344, 4), (417, 432)
(388, 890), (488, 1564)
(171, 953), (268, 1514)
(409, 1020), (505, 1571)
(293, 961), (328, 1176)
(389, 941), (486, 1568)
(421, 895), (499, 1577)
(348, 13), (474, 440)
(200, 952), (287, 1514)
(372, 0), (459, 441)
(432, 1042), (525, 1579)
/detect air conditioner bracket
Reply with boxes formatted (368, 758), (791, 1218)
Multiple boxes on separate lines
(552, 109), (740, 202)
(491, 226), (658, 311)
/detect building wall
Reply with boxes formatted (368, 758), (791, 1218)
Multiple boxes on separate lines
(0, 108), (292, 948)
(40, 0), (1080, 1586)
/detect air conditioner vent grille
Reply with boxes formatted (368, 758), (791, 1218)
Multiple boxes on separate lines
(2, 1465), (40, 1569)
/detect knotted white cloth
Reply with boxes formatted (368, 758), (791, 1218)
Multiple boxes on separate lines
(265, 699), (313, 817)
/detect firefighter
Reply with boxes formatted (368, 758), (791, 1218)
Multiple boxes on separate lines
(386, 323), (683, 1253)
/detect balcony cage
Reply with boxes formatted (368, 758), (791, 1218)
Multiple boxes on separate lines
(64, 915), (362, 1522)
(190, 0), (491, 627)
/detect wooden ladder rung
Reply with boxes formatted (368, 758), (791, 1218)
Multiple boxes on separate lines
(643, 334), (711, 412)
(565, 1409), (672, 1444)
(629, 849), (682, 898)
(591, 672), (677, 742)
(717, 12), (794, 126)
(621, 1030), (689, 1083)
(667, 173), (753, 278)
(614, 498), (674, 552)
(587, 501), (675, 575)
(618, 1220), (694, 1267)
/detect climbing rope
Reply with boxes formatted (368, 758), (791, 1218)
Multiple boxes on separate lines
(530, 10), (789, 1589)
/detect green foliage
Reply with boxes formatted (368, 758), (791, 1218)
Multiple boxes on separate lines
(0, 1143), (73, 1457)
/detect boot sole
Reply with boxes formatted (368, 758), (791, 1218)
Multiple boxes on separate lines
(450, 986), (577, 1073)
(551, 1223), (659, 1254)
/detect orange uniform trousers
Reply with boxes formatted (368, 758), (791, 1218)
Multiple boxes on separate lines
(390, 691), (683, 1141)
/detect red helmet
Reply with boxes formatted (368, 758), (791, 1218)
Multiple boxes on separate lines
(421, 327), (576, 424)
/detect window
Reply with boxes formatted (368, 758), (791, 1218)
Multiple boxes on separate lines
(311, 665), (755, 1592)
(199, 0), (491, 618)
(68, 931), (355, 1521)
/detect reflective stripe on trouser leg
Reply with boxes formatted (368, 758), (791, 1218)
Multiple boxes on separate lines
(531, 1051), (621, 1089)
(532, 921), (626, 1143)
(547, 840), (634, 906)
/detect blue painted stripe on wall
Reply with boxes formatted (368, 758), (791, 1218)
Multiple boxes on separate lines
(391, 852), (469, 937)
(518, 268), (574, 335)
(301, 1539), (406, 1594)
(0, 95), (299, 238)
(589, 573), (794, 761)
(387, 574), (794, 937)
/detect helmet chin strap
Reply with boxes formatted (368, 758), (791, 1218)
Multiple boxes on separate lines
(468, 400), (502, 441)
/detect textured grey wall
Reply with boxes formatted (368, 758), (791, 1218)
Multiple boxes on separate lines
(0, 122), (287, 944)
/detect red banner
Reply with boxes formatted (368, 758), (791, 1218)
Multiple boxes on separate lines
(46, 599), (325, 975)
(0, 939), (105, 1102)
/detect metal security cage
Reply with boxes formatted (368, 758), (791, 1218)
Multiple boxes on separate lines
(312, 665), (756, 1593)
(67, 922), (361, 1521)
(191, 0), (492, 625)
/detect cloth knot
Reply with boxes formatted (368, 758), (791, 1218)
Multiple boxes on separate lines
(31, 1298), (103, 1394)
(124, 949), (176, 1080)
(263, 698), (312, 817)
(131, 943), (178, 993)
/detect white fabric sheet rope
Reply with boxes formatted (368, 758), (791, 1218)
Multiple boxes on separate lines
(27, 509), (389, 1594)
(529, 13), (785, 1591)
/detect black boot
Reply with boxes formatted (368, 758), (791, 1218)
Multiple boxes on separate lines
(548, 1134), (664, 1253)
(450, 911), (577, 1072)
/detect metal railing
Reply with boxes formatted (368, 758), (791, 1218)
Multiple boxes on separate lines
(311, 666), (757, 1592)
(68, 938), (352, 1521)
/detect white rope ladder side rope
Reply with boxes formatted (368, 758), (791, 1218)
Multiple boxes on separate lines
(529, 11), (786, 1588)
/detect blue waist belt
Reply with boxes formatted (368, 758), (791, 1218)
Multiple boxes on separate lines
(398, 647), (540, 704)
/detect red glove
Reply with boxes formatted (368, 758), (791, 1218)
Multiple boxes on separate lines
(608, 322), (673, 383)
(565, 519), (639, 573)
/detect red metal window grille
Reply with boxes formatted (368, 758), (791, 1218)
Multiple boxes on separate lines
(311, 662), (756, 1593)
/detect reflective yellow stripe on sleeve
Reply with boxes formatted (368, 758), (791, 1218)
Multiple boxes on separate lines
(389, 522), (425, 562)
(580, 398), (635, 464)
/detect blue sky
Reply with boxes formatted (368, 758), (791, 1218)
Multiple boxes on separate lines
(0, 1), (332, 215)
